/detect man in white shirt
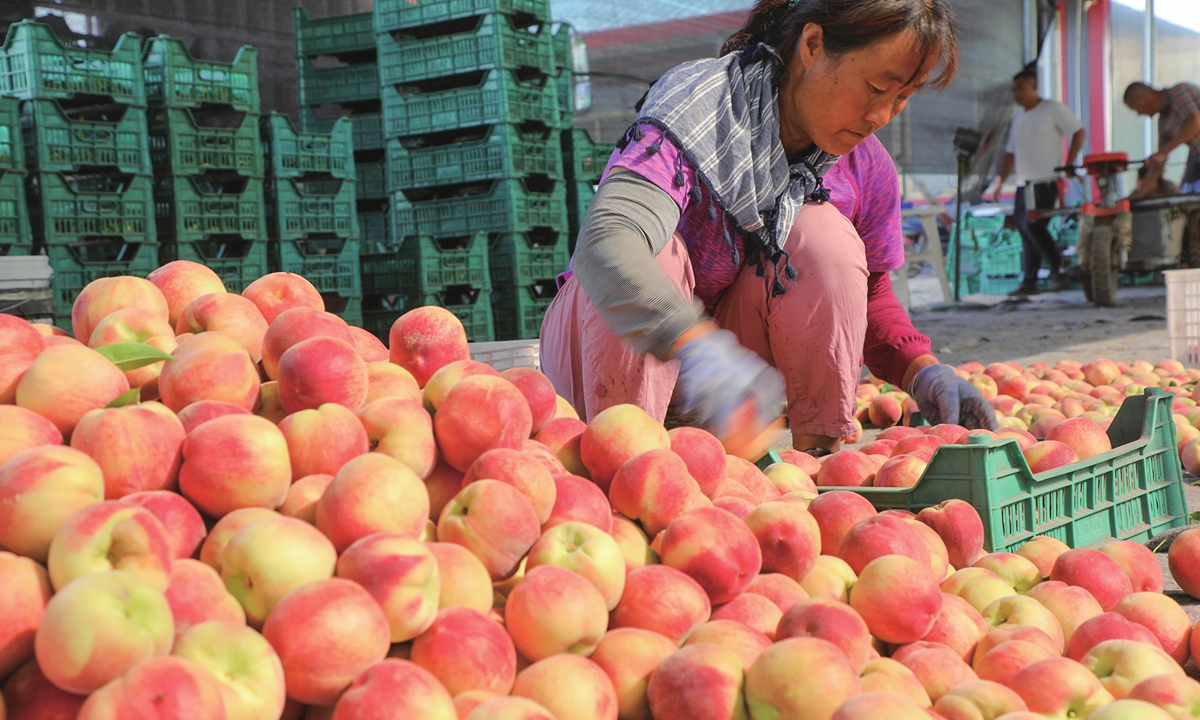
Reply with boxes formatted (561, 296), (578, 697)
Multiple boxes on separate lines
(992, 69), (1086, 295)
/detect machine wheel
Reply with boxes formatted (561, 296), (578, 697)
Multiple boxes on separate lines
(1089, 224), (1119, 307)
(1186, 211), (1200, 268)
(1081, 269), (1095, 302)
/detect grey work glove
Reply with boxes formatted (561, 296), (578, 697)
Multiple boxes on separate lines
(673, 329), (785, 440)
(910, 364), (999, 431)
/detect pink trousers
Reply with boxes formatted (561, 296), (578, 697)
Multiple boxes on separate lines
(540, 202), (869, 438)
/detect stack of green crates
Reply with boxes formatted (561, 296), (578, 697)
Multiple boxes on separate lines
(261, 112), (362, 326)
(365, 0), (566, 343)
(0, 96), (31, 257)
(0, 20), (154, 326)
(142, 35), (267, 294)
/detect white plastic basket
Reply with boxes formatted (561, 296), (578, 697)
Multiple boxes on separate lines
(469, 339), (541, 372)
(1165, 269), (1200, 367)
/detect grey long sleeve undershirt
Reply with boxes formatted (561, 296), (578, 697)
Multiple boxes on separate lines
(572, 171), (704, 361)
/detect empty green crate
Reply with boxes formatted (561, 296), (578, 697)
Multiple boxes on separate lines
(267, 177), (358, 242)
(45, 240), (158, 322)
(374, 0), (550, 34)
(363, 287), (495, 342)
(489, 231), (567, 286)
(821, 388), (1185, 552)
(359, 211), (391, 249)
(552, 24), (570, 71)
(22, 99), (150, 175)
(357, 161), (387, 199)
(148, 107), (262, 177)
(29, 172), (156, 245)
(261, 112), (353, 180)
(297, 59), (379, 107)
(294, 8), (376, 59)
(324, 293), (363, 327)
(382, 70), (559, 140)
(300, 106), (384, 154)
(563, 127), (611, 183)
(0, 22), (144, 104)
(270, 237), (361, 296)
(0, 97), (24, 172)
(0, 169), (31, 253)
(155, 175), (266, 243)
(158, 237), (267, 293)
(555, 70), (573, 125)
(979, 233), (1023, 277)
(142, 36), (258, 113)
(377, 14), (555, 87)
(360, 233), (490, 294)
(391, 179), (567, 237)
(492, 281), (555, 340)
(388, 124), (562, 190)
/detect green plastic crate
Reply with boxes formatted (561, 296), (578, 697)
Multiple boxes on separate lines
(322, 292), (363, 327)
(0, 169), (31, 254)
(363, 286), (495, 342)
(155, 175), (266, 243)
(492, 280), (556, 340)
(300, 106), (384, 154)
(566, 179), (594, 254)
(563, 127), (612, 183)
(266, 177), (358, 242)
(293, 8), (376, 59)
(358, 211), (391, 248)
(28, 172), (156, 245)
(270, 237), (361, 296)
(377, 14), (555, 87)
(0, 22), (144, 104)
(382, 69), (559, 140)
(45, 240), (159, 322)
(0, 97), (24, 172)
(391, 178), (568, 237)
(388, 124), (562, 190)
(374, 0), (551, 34)
(158, 237), (267, 293)
(142, 36), (258, 113)
(552, 24), (570, 71)
(555, 69), (573, 127)
(357, 160), (387, 199)
(148, 106), (262, 177)
(297, 59), (379, 107)
(489, 231), (567, 286)
(21, 99), (150, 175)
(261, 112), (353, 180)
(820, 388), (1186, 553)
(360, 233), (490, 295)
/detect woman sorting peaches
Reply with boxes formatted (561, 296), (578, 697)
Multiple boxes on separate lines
(540, 0), (997, 455)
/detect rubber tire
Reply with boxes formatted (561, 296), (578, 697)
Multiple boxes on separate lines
(1081, 268), (1095, 303)
(1090, 224), (1118, 307)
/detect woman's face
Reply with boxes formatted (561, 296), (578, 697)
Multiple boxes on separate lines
(779, 25), (931, 156)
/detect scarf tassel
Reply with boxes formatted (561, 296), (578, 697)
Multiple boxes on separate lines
(646, 142), (660, 156)
(689, 187), (703, 205)
(630, 124), (644, 142)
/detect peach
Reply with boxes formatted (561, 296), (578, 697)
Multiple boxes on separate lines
(423, 360), (502, 414)
(316, 453), (429, 552)
(996, 427), (1038, 451)
(1182, 437), (1200, 476)
(505, 564), (608, 660)
(15, 344), (129, 437)
(435, 375), (532, 472)
(0, 316), (45, 404)
(498, 368), (556, 435)
(838, 513), (931, 575)
(858, 439), (897, 457)
(1016, 535), (1070, 578)
(424, 542), (492, 614)
(899, 647), (979, 703)
(388, 307), (469, 388)
(544, 473), (613, 533)
(159, 332), (261, 413)
(775, 596), (872, 670)
(873, 453), (928, 489)
(953, 572), (1022, 614)
(868, 393), (904, 428)
(744, 637), (861, 720)
(667, 427), (729, 498)
(423, 459), (465, 521)
(333, 659), (456, 720)
(933, 680), (1028, 720)
(357, 397), (437, 479)
(178, 414), (292, 518)
(278, 404), (368, 481)
(591, 628), (678, 720)
(579, 405), (671, 492)
(0, 405), (62, 469)
(891, 435), (948, 457)
(815, 449), (878, 486)
(922, 593), (988, 662)
(76, 655), (227, 720)
(522, 438), (565, 475)
(1009, 656), (1114, 717)
(916, 499), (984, 570)
(3, 657), (89, 717)
(832, 692), (930, 720)
(974, 640), (1056, 687)
(411, 607), (517, 696)
(511, 655), (616, 720)
(851, 555), (941, 644)
(348, 327), (389, 364)
(71, 276), (169, 347)
(745, 573), (808, 613)
(535, 417), (588, 478)
(743, 501), (821, 583)
(69, 402), (186, 499)
(1127, 674), (1200, 719)
(711, 592), (782, 638)
(608, 449), (712, 537)
(257, 381), (287, 424)
(0, 551), (51, 681)
(261, 307), (353, 380)
(1099, 541), (1163, 594)
(1050, 548), (1134, 611)
(337, 534), (439, 643)
(242, 273), (323, 325)
(611, 513), (657, 571)
(277, 337), (368, 413)
(275, 473), (331, 524)
(685, 620), (772, 670)
(713, 495), (755, 518)
(1025, 580), (1103, 645)
(724, 455), (781, 503)
(46, 500), (173, 591)
(1083, 359), (1121, 387)
(177, 293), (268, 363)
(1081, 639), (1185, 699)
(1045, 417), (1112, 460)
(198, 507), (279, 574)
(1022, 440), (1079, 473)
(799, 555), (857, 602)
(973, 553), (1042, 594)
(176, 399), (252, 434)
(858, 659), (931, 708)
(610, 565), (711, 644)
(462, 697), (556, 720)
(170, 620), (286, 720)
(763, 463), (818, 496)
(981, 595), (1065, 654)
(262, 578), (390, 706)
(438, 480), (540, 581)
(363, 361), (421, 406)
(660, 507), (762, 604)
(1111, 592), (1191, 664)
(806, 492), (875, 558)
(1168, 528), (1200, 599)
(526, 521), (625, 610)
(647, 643), (745, 720)
(0, 445), (106, 563)
(461, 449), (556, 525)
(1085, 700), (1177, 719)
(778, 448), (823, 476)
(147, 260), (227, 326)
(164, 558), (245, 639)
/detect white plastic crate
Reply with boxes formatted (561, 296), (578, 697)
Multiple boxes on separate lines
(1165, 268), (1200, 367)
(469, 339), (541, 372)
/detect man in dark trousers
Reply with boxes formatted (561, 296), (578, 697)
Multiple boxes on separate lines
(1124, 81), (1200, 199)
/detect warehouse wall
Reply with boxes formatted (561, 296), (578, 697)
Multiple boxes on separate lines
(0, 0), (370, 117)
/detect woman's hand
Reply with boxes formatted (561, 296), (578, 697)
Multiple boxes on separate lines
(672, 328), (785, 441)
(909, 364), (998, 430)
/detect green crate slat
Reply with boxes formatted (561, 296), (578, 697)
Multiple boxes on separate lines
(0, 97), (24, 172)
(0, 22), (144, 104)
(388, 124), (562, 190)
(261, 112), (353, 180)
(555, 69), (573, 124)
(155, 175), (266, 243)
(357, 160), (387, 199)
(377, 14), (555, 87)
(566, 179), (594, 254)
(362, 287), (494, 342)
(158, 237), (267, 293)
(22, 99), (151, 175)
(29, 172), (156, 245)
(488, 231), (567, 286)
(552, 24), (570, 71)
(358, 211), (391, 248)
(360, 233), (489, 295)
(819, 388), (1187, 552)
(391, 179), (567, 237)
(297, 59), (379, 108)
(978, 275), (1023, 295)
(0, 169), (31, 251)
(562, 127), (612, 183)
(148, 107), (262, 177)
(300, 106), (384, 154)
(326, 294), (363, 327)
(270, 237), (362, 296)
(45, 240), (158, 322)
(293, 8), (376, 59)
(374, 0), (551, 34)
(142, 36), (258, 113)
(266, 177), (358, 241)
(492, 281), (555, 340)
(382, 69), (558, 140)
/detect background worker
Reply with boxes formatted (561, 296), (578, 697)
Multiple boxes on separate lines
(1124, 81), (1200, 199)
(992, 69), (1086, 296)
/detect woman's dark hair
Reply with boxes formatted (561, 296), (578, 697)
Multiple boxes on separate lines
(722, 0), (959, 90)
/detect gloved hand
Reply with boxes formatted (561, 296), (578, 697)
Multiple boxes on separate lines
(909, 364), (999, 431)
(673, 329), (785, 440)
